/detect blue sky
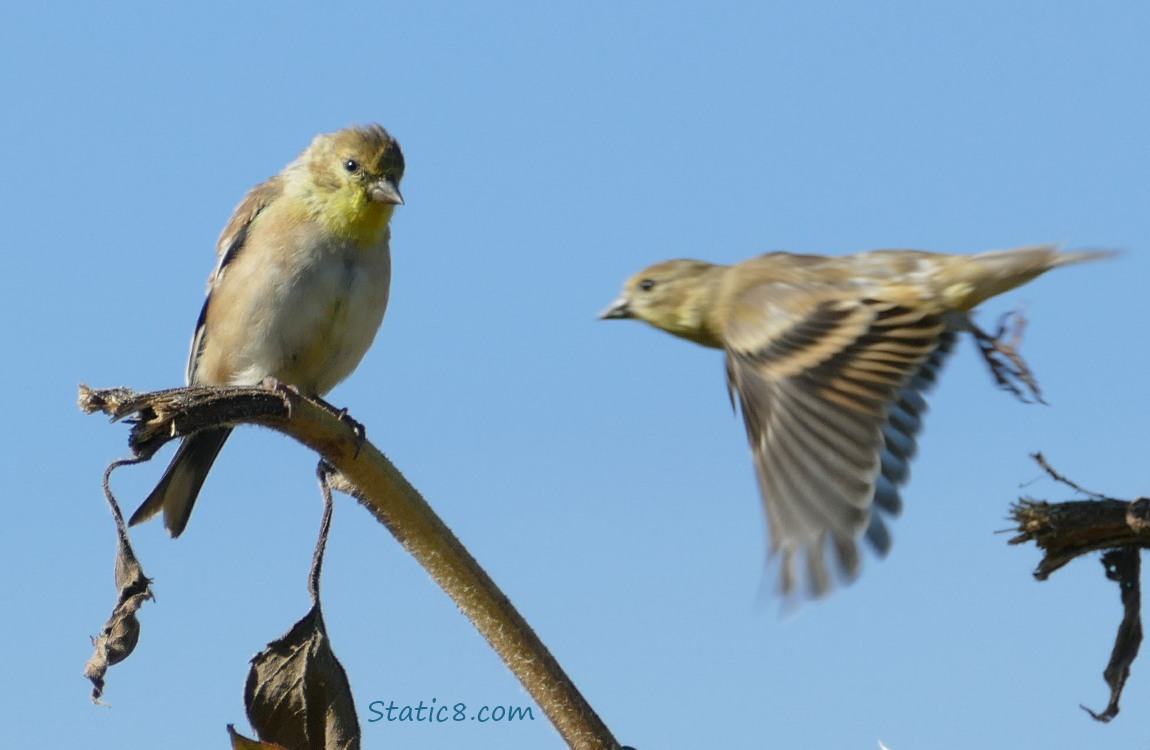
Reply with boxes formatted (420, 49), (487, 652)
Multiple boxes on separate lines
(5, 2), (1149, 748)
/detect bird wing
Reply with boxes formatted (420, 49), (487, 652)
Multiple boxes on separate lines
(185, 177), (283, 384)
(721, 282), (954, 597)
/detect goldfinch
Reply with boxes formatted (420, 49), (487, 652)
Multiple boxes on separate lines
(130, 124), (404, 537)
(602, 245), (1111, 597)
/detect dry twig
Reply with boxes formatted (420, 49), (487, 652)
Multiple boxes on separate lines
(1008, 453), (1149, 724)
(80, 384), (622, 750)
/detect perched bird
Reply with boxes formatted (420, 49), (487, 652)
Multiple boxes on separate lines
(601, 245), (1111, 597)
(129, 124), (405, 537)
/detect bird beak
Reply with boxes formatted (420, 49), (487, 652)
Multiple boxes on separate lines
(370, 176), (404, 205)
(599, 297), (633, 320)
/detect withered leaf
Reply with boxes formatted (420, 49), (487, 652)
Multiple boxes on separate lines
(1082, 548), (1142, 722)
(84, 460), (154, 702)
(228, 723), (291, 749)
(244, 606), (359, 750)
(242, 462), (359, 750)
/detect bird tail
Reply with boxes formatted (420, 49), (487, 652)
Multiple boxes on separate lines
(957, 244), (1116, 309)
(128, 427), (232, 537)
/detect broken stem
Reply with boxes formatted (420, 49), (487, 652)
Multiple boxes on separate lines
(80, 384), (621, 750)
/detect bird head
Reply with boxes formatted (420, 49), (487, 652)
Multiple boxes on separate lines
(600, 259), (725, 348)
(293, 124), (405, 244)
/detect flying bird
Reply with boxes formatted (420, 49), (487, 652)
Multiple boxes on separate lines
(601, 245), (1111, 597)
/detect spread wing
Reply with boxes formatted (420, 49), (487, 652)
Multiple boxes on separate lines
(185, 177), (282, 384)
(722, 282), (955, 597)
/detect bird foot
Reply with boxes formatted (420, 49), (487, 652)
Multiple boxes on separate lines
(314, 395), (367, 457)
(257, 378), (366, 454)
(969, 310), (1045, 404)
(260, 376), (301, 417)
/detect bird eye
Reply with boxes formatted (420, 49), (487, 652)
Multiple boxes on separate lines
(638, 279), (656, 292)
(344, 158), (360, 173)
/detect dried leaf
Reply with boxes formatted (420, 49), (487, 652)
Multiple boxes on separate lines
(84, 459), (154, 702)
(227, 724), (291, 749)
(1081, 548), (1142, 722)
(243, 463), (359, 750)
(244, 606), (359, 750)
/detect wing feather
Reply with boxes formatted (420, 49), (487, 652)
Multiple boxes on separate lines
(185, 178), (282, 384)
(724, 287), (953, 597)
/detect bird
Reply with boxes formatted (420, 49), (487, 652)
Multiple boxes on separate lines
(129, 124), (405, 537)
(600, 245), (1112, 597)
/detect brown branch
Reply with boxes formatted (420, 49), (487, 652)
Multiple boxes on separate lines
(1007, 454), (1150, 726)
(80, 384), (622, 750)
(1030, 451), (1111, 499)
(1008, 498), (1150, 579)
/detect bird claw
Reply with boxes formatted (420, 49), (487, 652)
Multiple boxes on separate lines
(314, 395), (367, 457)
(260, 376), (301, 417)
(257, 379), (365, 453)
(969, 310), (1045, 404)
